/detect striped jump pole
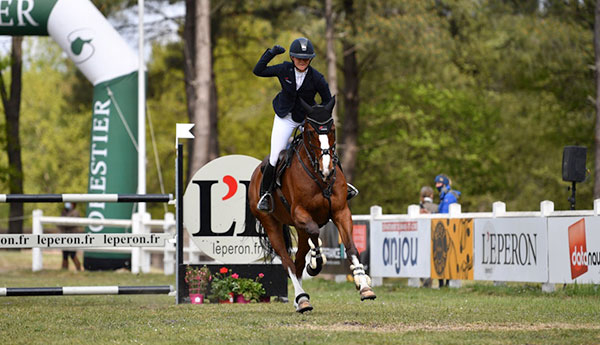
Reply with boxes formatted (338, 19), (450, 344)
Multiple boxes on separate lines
(0, 194), (172, 203)
(0, 285), (174, 297)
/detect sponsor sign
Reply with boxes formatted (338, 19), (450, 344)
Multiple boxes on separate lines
(0, 0), (58, 35)
(473, 218), (548, 282)
(183, 155), (264, 264)
(370, 219), (431, 278)
(430, 219), (474, 280)
(0, 233), (172, 248)
(548, 217), (600, 284)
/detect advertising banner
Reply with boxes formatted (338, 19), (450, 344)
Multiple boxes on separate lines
(0, 0), (58, 35)
(183, 155), (263, 264)
(431, 219), (474, 280)
(370, 219), (431, 278)
(474, 218), (548, 282)
(548, 217), (600, 284)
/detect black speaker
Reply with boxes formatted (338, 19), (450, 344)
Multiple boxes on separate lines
(562, 146), (587, 183)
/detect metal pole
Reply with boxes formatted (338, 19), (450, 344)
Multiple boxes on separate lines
(175, 143), (184, 304)
(137, 0), (147, 215)
(0, 194), (171, 203)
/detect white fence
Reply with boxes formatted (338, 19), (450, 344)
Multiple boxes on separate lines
(367, 200), (600, 291)
(30, 210), (203, 275)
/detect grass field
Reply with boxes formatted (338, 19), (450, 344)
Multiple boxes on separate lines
(1, 250), (599, 345)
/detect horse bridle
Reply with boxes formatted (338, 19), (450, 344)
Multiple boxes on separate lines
(296, 117), (339, 199)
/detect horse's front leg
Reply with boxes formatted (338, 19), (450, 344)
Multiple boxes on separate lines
(332, 207), (376, 301)
(291, 207), (322, 311)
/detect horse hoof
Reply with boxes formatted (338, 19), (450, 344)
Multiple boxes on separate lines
(296, 299), (313, 313)
(360, 287), (376, 301)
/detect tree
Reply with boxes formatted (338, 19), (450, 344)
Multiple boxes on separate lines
(0, 37), (24, 234)
(593, 0), (600, 198)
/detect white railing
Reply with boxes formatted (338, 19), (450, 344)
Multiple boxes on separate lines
(31, 210), (202, 275)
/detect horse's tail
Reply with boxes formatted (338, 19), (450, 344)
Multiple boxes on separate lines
(257, 222), (294, 262)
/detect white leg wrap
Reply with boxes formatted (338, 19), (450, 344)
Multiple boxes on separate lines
(350, 255), (372, 290)
(288, 267), (306, 307)
(308, 238), (326, 269)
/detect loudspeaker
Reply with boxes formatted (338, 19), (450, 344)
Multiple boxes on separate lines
(562, 146), (587, 183)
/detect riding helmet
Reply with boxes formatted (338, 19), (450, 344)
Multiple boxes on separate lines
(289, 37), (316, 59)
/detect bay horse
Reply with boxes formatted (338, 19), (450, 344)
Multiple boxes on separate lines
(249, 97), (376, 313)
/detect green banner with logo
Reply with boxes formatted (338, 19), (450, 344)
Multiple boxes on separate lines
(84, 71), (138, 264)
(0, 0), (57, 36)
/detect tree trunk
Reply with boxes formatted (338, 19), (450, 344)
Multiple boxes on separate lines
(184, 0), (214, 178)
(595, 0), (600, 198)
(340, 0), (359, 184)
(325, 0), (338, 125)
(0, 36), (24, 234)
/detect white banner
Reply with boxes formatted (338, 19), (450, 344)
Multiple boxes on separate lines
(48, 0), (138, 85)
(370, 219), (430, 278)
(473, 218), (548, 282)
(0, 233), (172, 248)
(548, 217), (600, 284)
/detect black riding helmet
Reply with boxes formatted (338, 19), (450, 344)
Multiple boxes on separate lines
(289, 37), (316, 59)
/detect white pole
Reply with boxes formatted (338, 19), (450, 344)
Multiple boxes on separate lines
(137, 0), (146, 215)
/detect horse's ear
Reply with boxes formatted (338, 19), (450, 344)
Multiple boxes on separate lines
(299, 97), (313, 114)
(324, 96), (335, 113)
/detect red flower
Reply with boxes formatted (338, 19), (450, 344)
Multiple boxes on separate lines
(232, 273), (239, 279)
(219, 267), (228, 274)
(258, 273), (264, 278)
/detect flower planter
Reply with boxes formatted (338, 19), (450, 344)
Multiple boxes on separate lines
(189, 293), (204, 304)
(235, 294), (251, 304)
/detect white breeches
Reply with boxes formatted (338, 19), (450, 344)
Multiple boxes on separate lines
(269, 113), (302, 166)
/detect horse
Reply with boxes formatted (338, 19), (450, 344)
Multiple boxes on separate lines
(249, 97), (376, 313)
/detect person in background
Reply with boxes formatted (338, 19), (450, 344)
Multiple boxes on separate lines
(59, 202), (82, 271)
(434, 174), (461, 214)
(418, 186), (437, 287)
(434, 174), (460, 287)
(419, 186), (438, 214)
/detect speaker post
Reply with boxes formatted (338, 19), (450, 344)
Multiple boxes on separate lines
(568, 181), (576, 210)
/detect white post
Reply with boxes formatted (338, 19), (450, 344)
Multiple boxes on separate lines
(492, 201), (506, 217)
(369, 205), (383, 287)
(32, 209), (43, 272)
(137, 0), (146, 216)
(131, 212), (141, 274)
(594, 199), (600, 216)
(163, 212), (175, 275)
(407, 204), (420, 218)
(141, 212), (151, 273)
(540, 200), (554, 216)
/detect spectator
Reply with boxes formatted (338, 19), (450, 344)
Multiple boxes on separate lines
(419, 186), (438, 214)
(434, 174), (461, 214)
(59, 202), (82, 271)
(434, 174), (460, 287)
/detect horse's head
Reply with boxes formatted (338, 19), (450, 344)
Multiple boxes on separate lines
(299, 97), (337, 181)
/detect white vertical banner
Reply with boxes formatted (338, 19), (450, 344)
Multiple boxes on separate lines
(473, 218), (548, 282)
(548, 217), (600, 284)
(48, 0), (138, 85)
(370, 219), (431, 278)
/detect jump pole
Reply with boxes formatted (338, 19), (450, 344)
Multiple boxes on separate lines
(0, 194), (172, 203)
(0, 285), (173, 297)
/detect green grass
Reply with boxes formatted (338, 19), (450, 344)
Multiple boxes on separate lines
(1, 250), (599, 345)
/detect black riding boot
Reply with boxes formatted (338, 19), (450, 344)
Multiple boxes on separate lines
(257, 163), (275, 213)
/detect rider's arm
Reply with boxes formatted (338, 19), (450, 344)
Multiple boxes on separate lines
(314, 72), (332, 104)
(253, 48), (281, 77)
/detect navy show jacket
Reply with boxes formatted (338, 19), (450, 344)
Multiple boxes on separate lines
(253, 48), (332, 123)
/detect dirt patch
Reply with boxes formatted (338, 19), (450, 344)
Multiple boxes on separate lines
(285, 322), (600, 333)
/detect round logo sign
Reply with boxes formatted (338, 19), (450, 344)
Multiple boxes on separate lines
(183, 155), (264, 263)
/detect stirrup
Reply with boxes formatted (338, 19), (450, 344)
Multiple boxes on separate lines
(257, 192), (273, 213)
(347, 183), (359, 200)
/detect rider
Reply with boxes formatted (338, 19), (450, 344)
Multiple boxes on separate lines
(253, 37), (359, 213)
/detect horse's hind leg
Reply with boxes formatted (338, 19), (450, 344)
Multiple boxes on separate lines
(259, 215), (312, 313)
(332, 207), (376, 301)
